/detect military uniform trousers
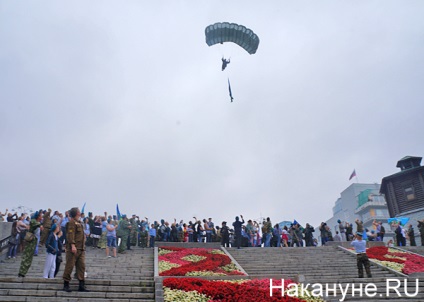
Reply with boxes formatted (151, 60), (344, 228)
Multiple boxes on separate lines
(18, 239), (37, 276)
(63, 249), (86, 281)
(356, 253), (372, 278)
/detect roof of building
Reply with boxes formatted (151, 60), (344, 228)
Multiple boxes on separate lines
(380, 165), (424, 194)
(396, 156), (422, 168)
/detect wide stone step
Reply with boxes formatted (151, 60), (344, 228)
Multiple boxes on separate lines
(0, 282), (154, 293)
(0, 245), (156, 301)
(0, 288), (155, 298)
(0, 277), (154, 287)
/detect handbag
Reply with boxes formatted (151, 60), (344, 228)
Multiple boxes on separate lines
(24, 232), (35, 242)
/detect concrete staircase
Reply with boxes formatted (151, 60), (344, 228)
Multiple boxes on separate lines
(0, 247), (155, 301)
(226, 246), (424, 302)
(5, 243), (423, 301)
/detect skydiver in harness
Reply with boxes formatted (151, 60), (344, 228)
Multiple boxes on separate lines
(222, 58), (230, 71)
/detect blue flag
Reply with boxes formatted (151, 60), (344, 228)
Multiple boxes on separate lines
(388, 217), (409, 226)
(228, 78), (234, 102)
(81, 202), (86, 214)
(116, 204), (121, 220)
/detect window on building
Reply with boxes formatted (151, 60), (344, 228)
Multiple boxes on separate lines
(375, 209), (388, 217)
(362, 212), (371, 222)
(371, 195), (385, 203)
(404, 185), (416, 201)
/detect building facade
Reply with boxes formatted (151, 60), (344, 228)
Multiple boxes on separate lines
(318, 183), (393, 244)
(380, 156), (424, 245)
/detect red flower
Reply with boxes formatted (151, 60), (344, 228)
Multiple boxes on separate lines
(365, 246), (424, 274)
(402, 254), (424, 274)
(163, 278), (305, 301)
(159, 247), (246, 276)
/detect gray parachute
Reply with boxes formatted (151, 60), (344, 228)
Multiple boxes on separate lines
(205, 22), (259, 55)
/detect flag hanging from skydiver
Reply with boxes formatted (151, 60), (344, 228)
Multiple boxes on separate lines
(228, 78), (234, 102)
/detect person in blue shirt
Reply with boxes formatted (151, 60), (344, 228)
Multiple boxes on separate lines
(351, 232), (372, 278)
(106, 219), (117, 258)
(60, 212), (69, 244)
(149, 224), (156, 248)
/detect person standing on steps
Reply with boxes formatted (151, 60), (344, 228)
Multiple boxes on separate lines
(407, 224), (416, 246)
(338, 219), (346, 241)
(43, 223), (60, 278)
(232, 215), (245, 249)
(106, 218), (117, 258)
(18, 211), (43, 277)
(351, 232), (372, 278)
(149, 223), (156, 248)
(220, 221), (230, 248)
(39, 208), (52, 246)
(418, 219), (424, 246)
(62, 207), (89, 292)
(118, 214), (132, 253)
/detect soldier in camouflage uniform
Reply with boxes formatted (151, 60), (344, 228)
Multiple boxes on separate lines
(63, 207), (89, 292)
(117, 215), (131, 253)
(39, 208), (52, 246)
(130, 217), (138, 246)
(18, 212), (43, 277)
(139, 225), (148, 247)
(418, 220), (424, 246)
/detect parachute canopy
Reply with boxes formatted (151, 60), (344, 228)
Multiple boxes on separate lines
(205, 22), (259, 55)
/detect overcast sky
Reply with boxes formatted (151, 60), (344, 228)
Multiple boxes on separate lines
(1, 1), (423, 227)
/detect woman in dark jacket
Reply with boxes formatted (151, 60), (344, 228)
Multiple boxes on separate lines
(43, 223), (60, 278)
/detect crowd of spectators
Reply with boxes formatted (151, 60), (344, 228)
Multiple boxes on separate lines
(2, 207), (423, 268)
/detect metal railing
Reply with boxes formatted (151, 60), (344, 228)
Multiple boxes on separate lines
(0, 235), (11, 253)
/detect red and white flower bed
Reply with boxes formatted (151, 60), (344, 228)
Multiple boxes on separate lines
(366, 246), (424, 275)
(159, 247), (246, 276)
(163, 278), (325, 302)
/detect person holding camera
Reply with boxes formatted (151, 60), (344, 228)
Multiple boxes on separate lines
(7, 211), (18, 222)
(319, 222), (328, 246)
(303, 223), (315, 247)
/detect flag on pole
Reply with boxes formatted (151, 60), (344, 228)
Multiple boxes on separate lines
(81, 202), (86, 214)
(228, 78), (234, 102)
(116, 204), (121, 220)
(349, 169), (356, 181)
